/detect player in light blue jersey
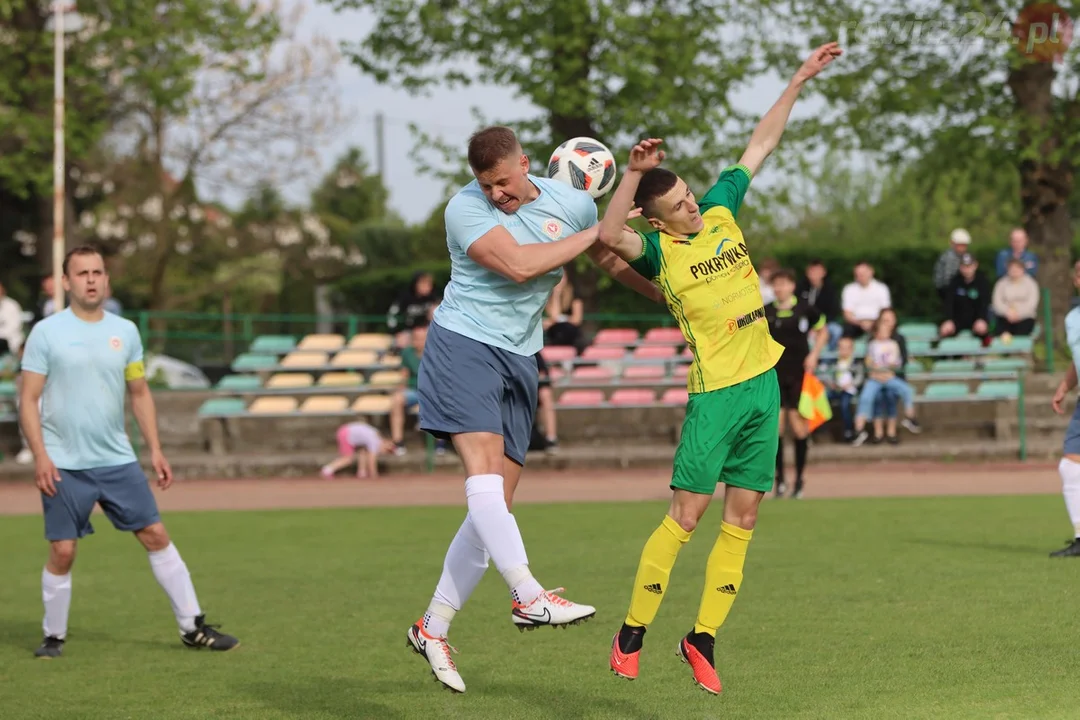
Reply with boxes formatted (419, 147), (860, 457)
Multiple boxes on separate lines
(19, 247), (239, 658)
(406, 126), (661, 693)
(1051, 260), (1080, 557)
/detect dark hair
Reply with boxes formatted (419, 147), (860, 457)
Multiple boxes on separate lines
(633, 168), (680, 217)
(467, 126), (521, 173)
(411, 317), (430, 330)
(807, 258), (825, 268)
(62, 245), (105, 276)
(854, 260), (873, 269)
(771, 268), (797, 284)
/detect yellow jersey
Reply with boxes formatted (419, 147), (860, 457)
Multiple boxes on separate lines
(629, 164), (783, 394)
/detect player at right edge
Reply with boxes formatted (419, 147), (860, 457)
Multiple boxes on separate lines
(596, 43), (842, 694)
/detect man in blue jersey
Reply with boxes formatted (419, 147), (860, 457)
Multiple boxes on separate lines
(19, 247), (239, 658)
(405, 126), (660, 693)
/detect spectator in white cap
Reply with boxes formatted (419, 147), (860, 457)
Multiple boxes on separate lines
(934, 228), (971, 307)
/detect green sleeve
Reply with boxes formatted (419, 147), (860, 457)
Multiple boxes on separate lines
(628, 231), (662, 280)
(698, 164), (752, 217)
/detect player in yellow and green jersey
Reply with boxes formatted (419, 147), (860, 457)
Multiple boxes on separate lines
(598, 42), (842, 695)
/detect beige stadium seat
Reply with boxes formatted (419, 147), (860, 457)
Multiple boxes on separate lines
(297, 333), (345, 351)
(348, 333), (394, 352)
(299, 395), (349, 413)
(379, 354), (402, 368)
(331, 350), (379, 369)
(248, 396), (298, 414)
(318, 372), (363, 387)
(352, 394), (392, 414)
(370, 369), (408, 386)
(265, 373), (314, 389)
(280, 351), (329, 368)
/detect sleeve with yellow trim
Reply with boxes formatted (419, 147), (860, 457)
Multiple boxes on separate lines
(628, 230), (662, 281)
(697, 164), (752, 217)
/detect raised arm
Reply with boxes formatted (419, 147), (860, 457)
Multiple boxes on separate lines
(738, 42), (842, 175)
(598, 138), (667, 262)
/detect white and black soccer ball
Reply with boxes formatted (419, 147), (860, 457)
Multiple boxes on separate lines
(547, 137), (617, 199)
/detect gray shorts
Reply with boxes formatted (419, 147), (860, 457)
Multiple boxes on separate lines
(1066, 401), (1080, 456)
(42, 462), (161, 541)
(418, 321), (538, 466)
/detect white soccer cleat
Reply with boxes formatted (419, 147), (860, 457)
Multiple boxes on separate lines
(406, 621), (466, 694)
(511, 587), (596, 631)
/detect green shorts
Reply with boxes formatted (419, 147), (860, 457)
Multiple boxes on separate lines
(671, 368), (780, 495)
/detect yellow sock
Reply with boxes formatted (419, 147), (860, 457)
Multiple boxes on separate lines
(694, 521), (753, 636)
(625, 515), (692, 627)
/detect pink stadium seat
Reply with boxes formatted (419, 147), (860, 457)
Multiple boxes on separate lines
(673, 364), (690, 379)
(547, 366), (566, 382)
(642, 327), (685, 345)
(571, 366), (615, 382)
(592, 328), (640, 347)
(633, 345), (676, 360)
(680, 346), (694, 359)
(541, 345), (577, 363)
(557, 389), (605, 407)
(661, 388), (689, 405)
(610, 388), (657, 406)
(623, 364), (665, 381)
(581, 346), (626, 361)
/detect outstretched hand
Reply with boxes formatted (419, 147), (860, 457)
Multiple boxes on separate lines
(794, 42), (842, 83)
(628, 138), (665, 173)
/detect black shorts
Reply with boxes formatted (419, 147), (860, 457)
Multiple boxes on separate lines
(775, 366), (803, 410)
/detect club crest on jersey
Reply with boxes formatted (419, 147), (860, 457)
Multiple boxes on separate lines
(109, 336), (123, 351)
(542, 219), (562, 239)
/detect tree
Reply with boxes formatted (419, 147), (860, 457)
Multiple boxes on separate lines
(756, 0), (1080, 340)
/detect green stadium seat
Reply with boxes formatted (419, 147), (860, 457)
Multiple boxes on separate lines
(907, 340), (932, 356)
(982, 358), (1027, 372)
(0, 380), (15, 397)
(853, 339), (868, 357)
(976, 381), (1019, 399)
(989, 335), (1033, 353)
(249, 335), (297, 355)
(936, 337), (984, 354)
(903, 360), (925, 375)
(931, 359), (977, 375)
(923, 382), (970, 400)
(215, 375), (263, 391)
(231, 353), (277, 372)
(197, 397), (248, 417)
(899, 323), (938, 340)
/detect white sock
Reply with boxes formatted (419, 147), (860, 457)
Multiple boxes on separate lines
(42, 569), (72, 640)
(464, 474), (545, 605)
(1060, 458), (1080, 537)
(424, 513), (490, 637)
(148, 543), (202, 633)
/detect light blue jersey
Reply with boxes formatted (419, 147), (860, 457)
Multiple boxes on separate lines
(1068, 306), (1080, 378)
(433, 175), (598, 355)
(21, 309), (143, 470)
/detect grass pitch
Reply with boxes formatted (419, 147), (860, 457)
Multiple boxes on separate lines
(2, 495), (1080, 719)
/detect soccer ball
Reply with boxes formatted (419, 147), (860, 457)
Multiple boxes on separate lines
(547, 137), (617, 199)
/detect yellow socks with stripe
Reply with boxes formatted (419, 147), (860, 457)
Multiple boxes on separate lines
(625, 515), (692, 627)
(694, 521), (753, 636)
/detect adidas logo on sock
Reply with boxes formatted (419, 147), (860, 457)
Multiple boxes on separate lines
(717, 584), (737, 595)
(643, 582), (663, 594)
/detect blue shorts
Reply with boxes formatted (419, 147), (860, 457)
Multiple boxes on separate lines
(404, 389), (420, 408)
(418, 321), (538, 466)
(42, 462), (161, 541)
(1065, 401), (1080, 456)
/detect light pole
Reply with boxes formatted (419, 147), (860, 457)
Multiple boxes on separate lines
(47, 2), (79, 311)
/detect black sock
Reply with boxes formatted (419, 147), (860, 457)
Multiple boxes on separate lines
(686, 630), (715, 663)
(775, 437), (785, 484)
(794, 438), (808, 487)
(618, 623), (646, 653)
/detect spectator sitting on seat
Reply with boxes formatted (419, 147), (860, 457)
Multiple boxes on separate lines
(389, 320), (446, 456)
(823, 336), (864, 441)
(534, 352), (558, 453)
(933, 228), (971, 306)
(758, 257), (780, 304)
(320, 421), (397, 479)
(939, 252), (991, 341)
(387, 271), (440, 332)
(36, 274), (57, 324)
(0, 281), (25, 356)
(798, 258), (843, 350)
(851, 313), (922, 446)
(840, 261), (892, 339)
(543, 269), (584, 349)
(992, 258), (1040, 338)
(994, 227), (1038, 279)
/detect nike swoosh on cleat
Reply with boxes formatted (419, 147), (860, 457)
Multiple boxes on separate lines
(514, 607), (552, 624)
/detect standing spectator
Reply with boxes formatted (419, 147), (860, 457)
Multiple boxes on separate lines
(543, 269), (584, 349)
(995, 227), (1039, 279)
(534, 352), (559, 453)
(939, 253), (991, 341)
(0, 281), (25, 355)
(992, 258), (1040, 337)
(758, 257), (780, 304)
(933, 228), (971, 305)
(797, 258), (842, 349)
(387, 271), (440, 332)
(840, 261), (892, 339)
